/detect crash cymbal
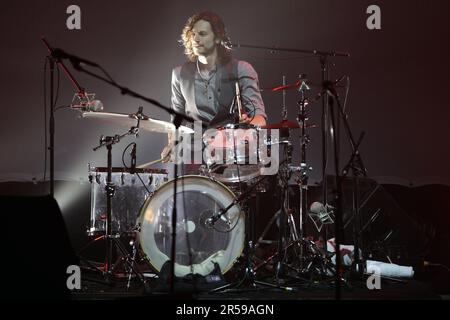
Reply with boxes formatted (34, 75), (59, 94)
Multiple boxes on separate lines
(82, 111), (194, 134)
(261, 119), (316, 129)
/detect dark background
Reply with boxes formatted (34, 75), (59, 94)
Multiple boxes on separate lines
(1, 0), (449, 188)
(1, 0), (449, 294)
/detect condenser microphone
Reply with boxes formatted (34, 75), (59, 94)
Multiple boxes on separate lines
(71, 99), (104, 112)
(309, 201), (335, 223)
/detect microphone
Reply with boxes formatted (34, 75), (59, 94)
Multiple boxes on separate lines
(205, 217), (215, 228)
(71, 99), (104, 112)
(204, 209), (225, 228)
(310, 202), (334, 221)
(52, 48), (100, 68)
(309, 201), (334, 231)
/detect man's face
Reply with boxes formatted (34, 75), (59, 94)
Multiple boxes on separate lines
(190, 19), (219, 57)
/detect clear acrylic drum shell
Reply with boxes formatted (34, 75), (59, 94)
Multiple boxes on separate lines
(137, 175), (245, 277)
(88, 168), (168, 235)
(203, 123), (268, 183)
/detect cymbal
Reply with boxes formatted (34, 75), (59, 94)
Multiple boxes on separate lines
(263, 80), (344, 92)
(82, 111), (194, 134)
(261, 119), (316, 129)
(268, 80), (311, 92)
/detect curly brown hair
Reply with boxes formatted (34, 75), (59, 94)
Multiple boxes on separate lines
(180, 11), (232, 63)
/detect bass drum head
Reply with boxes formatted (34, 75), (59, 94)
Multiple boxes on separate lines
(137, 175), (245, 277)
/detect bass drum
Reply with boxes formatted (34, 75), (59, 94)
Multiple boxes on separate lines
(137, 175), (245, 277)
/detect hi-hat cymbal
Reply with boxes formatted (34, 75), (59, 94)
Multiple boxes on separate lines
(261, 119), (316, 129)
(82, 111), (194, 134)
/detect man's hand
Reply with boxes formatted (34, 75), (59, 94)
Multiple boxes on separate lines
(161, 133), (175, 163)
(239, 113), (266, 126)
(161, 142), (174, 163)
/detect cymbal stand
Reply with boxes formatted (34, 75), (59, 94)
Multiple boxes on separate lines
(254, 79), (337, 284)
(296, 76), (311, 270)
(91, 115), (145, 285)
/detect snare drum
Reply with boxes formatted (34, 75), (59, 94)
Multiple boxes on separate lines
(88, 167), (168, 235)
(203, 123), (268, 184)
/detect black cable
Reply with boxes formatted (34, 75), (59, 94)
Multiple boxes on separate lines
(121, 142), (151, 195)
(342, 76), (350, 114)
(425, 262), (450, 272)
(53, 62), (60, 110)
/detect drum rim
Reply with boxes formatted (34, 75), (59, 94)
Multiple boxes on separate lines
(218, 123), (261, 130)
(89, 166), (167, 174)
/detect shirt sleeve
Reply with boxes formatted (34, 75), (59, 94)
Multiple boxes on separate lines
(237, 61), (267, 120)
(171, 66), (186, 122)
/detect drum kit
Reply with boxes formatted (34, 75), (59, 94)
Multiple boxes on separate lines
(79, 77), (338, 292)
(41, 39), (354, 294)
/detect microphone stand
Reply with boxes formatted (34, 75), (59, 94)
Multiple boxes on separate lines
(330, 83), (368, 279)
(41, 38), (87, 197)
(92, 123), (142, 280)
(169, 114), (183, 294)
(48, 56), (55, 197)
(41, 43), (205, 294)
(209, 174), (292, 293)
(323, 79), (366, 299)
(231, 43), (350, 299)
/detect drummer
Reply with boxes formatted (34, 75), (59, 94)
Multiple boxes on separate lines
(161, 11), (267, 165)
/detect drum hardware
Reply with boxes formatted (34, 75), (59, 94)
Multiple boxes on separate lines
(252, 75), (339, 285)
(87, 108), (147, 283)
(232, 42), (350, 297)
(208, 174), (292, 293)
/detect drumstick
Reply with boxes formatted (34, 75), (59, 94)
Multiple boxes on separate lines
(235, 82), (243, 119)
(137, 157), (164, 168)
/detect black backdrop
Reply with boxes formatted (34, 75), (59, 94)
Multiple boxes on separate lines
(1, 0), (449, 186)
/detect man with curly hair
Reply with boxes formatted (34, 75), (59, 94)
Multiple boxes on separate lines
(161, 11), (267, 162)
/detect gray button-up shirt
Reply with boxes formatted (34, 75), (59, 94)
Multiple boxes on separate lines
(171, 59), (267, 128)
